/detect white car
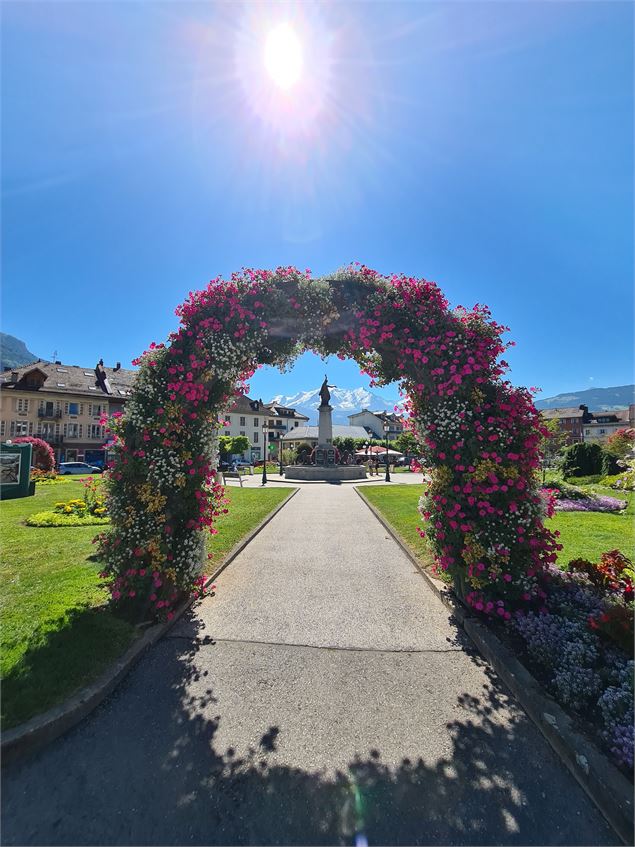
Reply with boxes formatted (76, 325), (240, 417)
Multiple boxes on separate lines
(58, 461), (103, 475)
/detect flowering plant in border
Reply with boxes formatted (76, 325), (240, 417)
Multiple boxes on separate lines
(510, 558), (634, 771)
(96, 266), (559, 622)
(13, 436), (55, 471)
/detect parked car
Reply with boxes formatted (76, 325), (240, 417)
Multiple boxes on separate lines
(58, 461), (103, 475)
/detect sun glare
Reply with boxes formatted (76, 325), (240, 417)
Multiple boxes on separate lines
(264, 23), (303, 90)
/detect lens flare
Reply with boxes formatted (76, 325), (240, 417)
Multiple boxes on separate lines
(264, 23), (303, 90)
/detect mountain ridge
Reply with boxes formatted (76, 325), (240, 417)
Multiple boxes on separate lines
(0, 333), (41, 371)
(534, 384), (634, 411)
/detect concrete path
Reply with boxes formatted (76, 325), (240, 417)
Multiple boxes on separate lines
(2, 485), (617, 845)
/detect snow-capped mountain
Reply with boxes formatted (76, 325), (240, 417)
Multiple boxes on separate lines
(270, 387), (397, 425)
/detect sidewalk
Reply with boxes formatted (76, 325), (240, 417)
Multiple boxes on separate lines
(2, 485), (617, 845)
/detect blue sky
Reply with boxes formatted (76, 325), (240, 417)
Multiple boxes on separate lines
(2, 1), (633, 405)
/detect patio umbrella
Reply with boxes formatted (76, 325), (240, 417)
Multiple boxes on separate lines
(355, 446), (403, 457)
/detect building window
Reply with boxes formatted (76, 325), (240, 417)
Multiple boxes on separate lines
(224, 430), (230, 436)
(90, 424), (102, 439)
(253, 418), (259, 427)
(585, 429), (591, 435)
(225, 415), (231, 425)
(239, 416), (246, 426)
(13, 420), (29, 435)
(599, 429), (606, 435)
(253, 432), (259, 443)
(240, 430), (246, 436)
(16, 398), (30, 413)
(0, 421), (4, 437)
(294, 421), (299, 427)
(66, 402), (80, 416)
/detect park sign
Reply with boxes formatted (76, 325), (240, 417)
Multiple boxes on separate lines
(0, 441), (35, 500)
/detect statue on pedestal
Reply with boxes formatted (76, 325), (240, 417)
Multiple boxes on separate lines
(319, 375), (336, 407)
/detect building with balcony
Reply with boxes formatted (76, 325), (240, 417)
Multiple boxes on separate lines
(221, 396), (309, 461)
(582, 405), (635, 443)
(0, 359), (136, 465)
(347, 409), (404, 441)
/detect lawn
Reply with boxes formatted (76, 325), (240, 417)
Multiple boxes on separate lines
(0, 479), (293, 729)
(359, 482), (635, 569)
(360, 484), (433, 568)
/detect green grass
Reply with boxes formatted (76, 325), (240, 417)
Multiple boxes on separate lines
(1, 479), (135, 729)
(549, 486), (634, 563)
(359, 484), (433, 568)
(207, 486), (294, 562)
(1, 480), (295, 729)
(359, 482), (635, 570)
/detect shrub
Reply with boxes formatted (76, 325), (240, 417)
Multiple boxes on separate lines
(561, 442), (604, 477)
(13, 436), (55, 471)
(30, 469), (68, 483)
(568, 550), (634, 601)
(601, 451), (621, 476)
(606, 428), (635, 460)
(606, 469), (635, 491)
(26, 511), (110, 527)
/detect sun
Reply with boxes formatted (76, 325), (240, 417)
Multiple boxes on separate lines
(264, 23), (303, 90)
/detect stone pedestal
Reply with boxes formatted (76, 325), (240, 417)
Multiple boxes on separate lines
(318, 404), (333, 445)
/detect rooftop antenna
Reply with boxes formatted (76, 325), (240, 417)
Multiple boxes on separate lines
(51, 350), (58, 361)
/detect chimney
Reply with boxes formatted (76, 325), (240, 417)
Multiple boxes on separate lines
(114, 362), (121, 371)
(11, 371), (18, 382)
(98, 358), (104, 367)
(55, 360), (61, 365)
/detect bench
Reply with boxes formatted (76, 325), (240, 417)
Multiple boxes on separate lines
(222, 471), (243, 487)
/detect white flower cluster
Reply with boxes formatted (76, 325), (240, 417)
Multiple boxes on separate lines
(420, 397), (472, 442)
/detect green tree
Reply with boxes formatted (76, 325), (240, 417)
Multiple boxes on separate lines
(539, 418), (569, 482)
(561, 442), (604, 477)
(333, 436), (357, 453)
(606, 428), (635, 459)
(395, 431), (419, 456)
(218, 435), (250, 458)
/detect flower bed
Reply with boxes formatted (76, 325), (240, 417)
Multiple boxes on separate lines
(26, 511), (110, 527)
(26, 478), (109, 526)
(555, 496), (627, 512)
(508, 550), (634, 774)
(602, 470), (635, 492)
(542, 481), (627, 512)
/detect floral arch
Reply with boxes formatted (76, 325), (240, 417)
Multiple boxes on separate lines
(97, 266), (559, 621)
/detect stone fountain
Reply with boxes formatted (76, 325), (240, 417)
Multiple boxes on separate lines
(283, 375), (367, 481)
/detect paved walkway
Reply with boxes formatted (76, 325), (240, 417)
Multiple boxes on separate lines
(2, 485), (617, 845)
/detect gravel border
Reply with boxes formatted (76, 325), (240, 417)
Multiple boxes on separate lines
(355, 486), (634, 846)
(2, 487), (299, 766)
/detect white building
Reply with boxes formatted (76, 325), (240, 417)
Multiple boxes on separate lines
(347, 409), (404, 442)
(222, 396), (309, 461)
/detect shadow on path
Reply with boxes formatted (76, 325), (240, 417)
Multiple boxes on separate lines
(2, 614), (617, 846)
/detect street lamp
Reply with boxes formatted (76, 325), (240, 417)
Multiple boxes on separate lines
(261, 423), (268, 486)
(279, 435), (284, 477)
(384, 422), (391, 483)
